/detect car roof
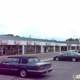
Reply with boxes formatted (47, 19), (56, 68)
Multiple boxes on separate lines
(8, 56), (37, 59)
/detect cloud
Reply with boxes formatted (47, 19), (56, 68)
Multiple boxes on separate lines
(0, 0), (80, 41)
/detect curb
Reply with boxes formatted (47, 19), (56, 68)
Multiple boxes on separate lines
(0, 52), (60, 59)
(40, 58), (53, 62)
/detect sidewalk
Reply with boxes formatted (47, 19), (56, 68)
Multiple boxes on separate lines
(0, 52), (59, 61)
(40, 58), (53, 62)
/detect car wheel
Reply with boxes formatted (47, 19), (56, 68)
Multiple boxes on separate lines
(72, 58), (76, 62)
(55, 57), (59, 61)
(19, 69), (28, 78)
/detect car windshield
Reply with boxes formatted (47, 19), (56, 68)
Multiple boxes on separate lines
(28, 57), (40, 63)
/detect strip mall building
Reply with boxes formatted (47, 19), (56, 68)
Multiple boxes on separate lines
(0, 35), (79, 55)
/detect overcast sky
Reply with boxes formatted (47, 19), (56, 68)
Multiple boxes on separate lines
(0, 0), (80, 41)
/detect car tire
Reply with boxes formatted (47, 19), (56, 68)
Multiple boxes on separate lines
(19, 69), (28, 78)
(72, 58), (76, 62)
(55, 57), (59, 61)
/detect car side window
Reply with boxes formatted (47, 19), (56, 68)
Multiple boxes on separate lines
(3, 58), (13, 63)
(28, 58), (33, 63)
(28, 58), (40, 63)
(71, 52), (77, 56)
(67, 53), (71, 56)
(61, 53), (67, 56)
(12, 58), (19, 63)
(20, 58), (28, 64)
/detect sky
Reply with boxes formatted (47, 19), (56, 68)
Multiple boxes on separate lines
(0, 0), (80, 41)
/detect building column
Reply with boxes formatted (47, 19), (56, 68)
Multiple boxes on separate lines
(53, 46), (55, 52)
(35, 46), (36, 53)
(46, 46), (48, 52)
(18, 46), (19, 54)
(1, 46), (3, 55)
(22, 45), (25, 55)
(75, 46), (77, 50)
(70, 45), (71, 50)
(41, 45), (44, 53)
(59, 46), (61, 52)
(67, 46), (68, 51)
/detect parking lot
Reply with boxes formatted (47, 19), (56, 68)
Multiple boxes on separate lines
(0, 52), (80, 80)
(0, 60), (80, 80)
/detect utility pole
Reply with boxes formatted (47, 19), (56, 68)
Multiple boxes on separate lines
(29, 35), (31, 38)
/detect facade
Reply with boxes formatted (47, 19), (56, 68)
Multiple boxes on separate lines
(0, 35), (80, 55)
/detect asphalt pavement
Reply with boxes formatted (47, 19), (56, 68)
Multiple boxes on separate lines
(0, 52), (80, 80)
(0, 52), (60, 61)
(0, 61), (80, 80)
(22, 61), (80, 80)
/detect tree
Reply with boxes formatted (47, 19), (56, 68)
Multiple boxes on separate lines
(16, 35), (20, 37)
(66, 38), (74, 41)
(66, 38), (79, 41)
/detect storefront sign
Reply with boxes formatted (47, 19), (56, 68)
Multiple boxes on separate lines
(67, 44), (71, 46)
(1, 40), (8, 44)
(27, 41), (32, 45)
(14, 41), (21, 45)
(46, 42), (51, 45)
(34, 42), (41, 45)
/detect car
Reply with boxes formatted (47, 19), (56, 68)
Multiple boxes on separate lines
(78, 51), (80, 53)
(0, 56), (53, 78)
(67, 50), (77, 52)
(53, 52), (80, 62)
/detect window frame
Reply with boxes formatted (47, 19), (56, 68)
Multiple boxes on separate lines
(2, 58), (13, 63)
(28, 57), (40, 63)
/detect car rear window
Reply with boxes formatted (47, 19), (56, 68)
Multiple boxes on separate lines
(28, 57), (40, 63)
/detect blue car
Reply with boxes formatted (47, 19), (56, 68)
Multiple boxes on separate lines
(53, 52), (80, 62)
(0, 56), (53, 78)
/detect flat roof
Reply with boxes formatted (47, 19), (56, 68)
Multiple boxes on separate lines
(0, 35), (79, 44)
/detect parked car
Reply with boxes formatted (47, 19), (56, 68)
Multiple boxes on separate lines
(53, 52), (80, 62)
(78, 51), (80, 53)
(0, 56), (53, 78)
(67, 50), (77, 52)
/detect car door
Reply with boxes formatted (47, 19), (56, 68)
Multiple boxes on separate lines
(66, 52), (72, 61)
(9, 58), (20, 73)
(0, 58), (13, 73)
(60, 53), (68, 61)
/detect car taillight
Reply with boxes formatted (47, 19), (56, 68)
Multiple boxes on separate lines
(37, 66), (41, 70)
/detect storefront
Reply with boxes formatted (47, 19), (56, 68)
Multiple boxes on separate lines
(55, 45), (60, 52)
(35, 46), (41, 53)
(0, 36), (79, 55)
(43, 46), (47, 52)
(76, 46), (79, 50)
(61, 46), (67, 51)
(25, 45), (35, 53)
(25, 41), (36, 53)
(34, 42), (41, 53)
(47, 46), (53, 52)
(71, 46), (75, 50)
(0, 45), (22, 55)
